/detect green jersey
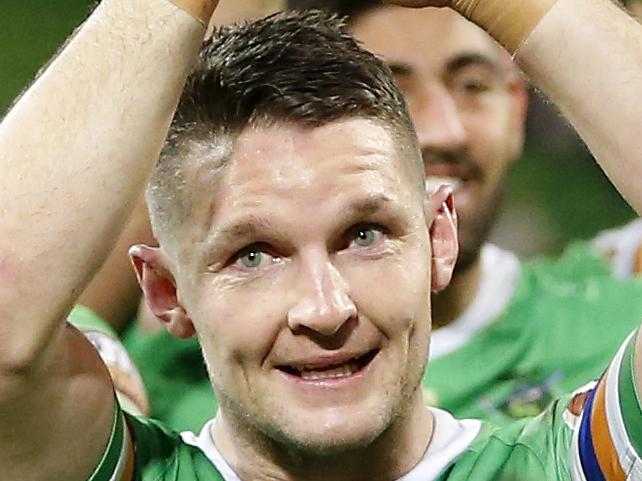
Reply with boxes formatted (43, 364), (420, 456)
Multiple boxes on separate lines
(424, 243), (642, 425)
(123, 326), (217, 432)
(123, 241), (642, 432)
(89, 332), (642, 481)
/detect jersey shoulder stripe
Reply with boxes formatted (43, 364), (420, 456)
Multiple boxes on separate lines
(591, 372), (624, 480)
(617, 334), (642, 455)
(87, 402), (134, 481)
(573, 332), (642, 480)
(578, 387), (609, 481)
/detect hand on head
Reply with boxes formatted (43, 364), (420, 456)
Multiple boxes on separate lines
(384, 0), (558, 54)
(170, 0), (220, 26)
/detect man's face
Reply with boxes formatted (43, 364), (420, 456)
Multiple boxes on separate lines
(352, 7), (526, 270)
(174, 119), (434, 451)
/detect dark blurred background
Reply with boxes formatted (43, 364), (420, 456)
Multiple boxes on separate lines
(2, 0), (636, 257)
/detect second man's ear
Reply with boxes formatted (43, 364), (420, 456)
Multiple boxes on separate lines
(129, 245), (196, 339)
(425, 186), (458, 292)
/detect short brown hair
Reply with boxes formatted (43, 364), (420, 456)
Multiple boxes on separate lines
(285, 0), (380, 21)
(147, 10), (419, 243)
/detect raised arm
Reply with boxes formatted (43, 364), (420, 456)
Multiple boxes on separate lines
(0, 0), (216, 479)
(78, 196), (155, 333)
(510, 0), (642, 448)
(515, 0), (642, 215)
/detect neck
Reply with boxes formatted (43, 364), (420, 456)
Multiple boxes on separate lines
(431, 254), (483, 330)
(212, 394), (434, 481)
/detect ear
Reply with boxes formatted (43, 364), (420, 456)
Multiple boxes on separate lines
(129, 245), (195, 339)
(425, 185), (458, 293)
(507, 76), (529, 162)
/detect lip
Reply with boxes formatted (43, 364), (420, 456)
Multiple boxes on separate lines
(275, 349), (380, 386)
(425, 176), (464, 195)
(424, 163), (475, 184)
(424, 163), (481, 202)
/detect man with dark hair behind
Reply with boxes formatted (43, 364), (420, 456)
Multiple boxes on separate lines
(2, 0), (642, 480)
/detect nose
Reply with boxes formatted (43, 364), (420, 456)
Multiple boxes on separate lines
(411, 84), (467, 152)
(287, 256), (357, 337)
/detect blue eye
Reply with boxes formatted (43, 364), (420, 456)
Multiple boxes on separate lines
(233, 245), (281, 270)
(354, 228), (376, 247)
(239, 249), (263, 268)
(351, 226), (383, 248)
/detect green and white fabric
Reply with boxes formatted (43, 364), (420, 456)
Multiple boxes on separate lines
(89, 332), (642, 481)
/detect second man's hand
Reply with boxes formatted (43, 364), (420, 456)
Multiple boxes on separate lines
(383, 0), (558, 53)
(171, 0), (219, 25)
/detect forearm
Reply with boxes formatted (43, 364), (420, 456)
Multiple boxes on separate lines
(78, 196), (154, 333)
(0, 0), (207, 367)
(439, 0), (642, 211)
(469, 0), (642, 394)
(515, 0), (642, 213)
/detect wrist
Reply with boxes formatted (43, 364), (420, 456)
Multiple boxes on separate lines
(454, 0), (558, 54)
(165, 0), (217, 26)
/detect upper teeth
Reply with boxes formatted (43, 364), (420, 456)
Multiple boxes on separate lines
(425, 176), (463, 194)
(299, 361), (359, 380)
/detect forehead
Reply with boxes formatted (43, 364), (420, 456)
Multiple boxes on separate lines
(188, 119), (419, 235)
(351, 6), (503, 73)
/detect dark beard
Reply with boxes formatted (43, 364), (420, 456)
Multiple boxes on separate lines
(454, 183), (506, 274)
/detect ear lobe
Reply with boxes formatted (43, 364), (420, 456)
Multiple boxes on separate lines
(129, 245), (195, 339)
(425, 186), (458, 293)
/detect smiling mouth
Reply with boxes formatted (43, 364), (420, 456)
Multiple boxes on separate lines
(424, 162), (479, 195)
(278, 350), (379, 381)
(425, 176), (464, 195)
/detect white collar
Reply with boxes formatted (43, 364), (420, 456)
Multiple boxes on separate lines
(181, 408), (481, 481)
(430, 244), (520, 360)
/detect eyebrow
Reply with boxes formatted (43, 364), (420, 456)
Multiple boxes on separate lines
(386, 52), (501, 80)
(338, 194), (396, 222)
(444, 52), (501, 75)
(205, 216), (280, 253)
(204, 194), (397, 254)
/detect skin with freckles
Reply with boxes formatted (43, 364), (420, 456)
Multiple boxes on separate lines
(133, 118), (458, 480)
(351, 6), (526, 273)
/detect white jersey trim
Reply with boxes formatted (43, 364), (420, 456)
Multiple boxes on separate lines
(430, 244), (521, 360)
(181, 424), (241, 481)
(569, 333), (642, 481)
(398, 408), (481, 481)
(570, 418), (587, 481)
(111, 414), (131, 481)
(603, 333), (642, 477)
(592, 219), (642, 279)
(181, 408), (481, 481)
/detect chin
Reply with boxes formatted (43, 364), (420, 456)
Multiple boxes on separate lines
(273, 406), (393, 455)
(282, 427), (383, 456)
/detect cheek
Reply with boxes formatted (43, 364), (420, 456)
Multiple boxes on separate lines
(340, 243), (432, 336)
(189, 278), (289, 370)
(465, 102), (519, 171)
